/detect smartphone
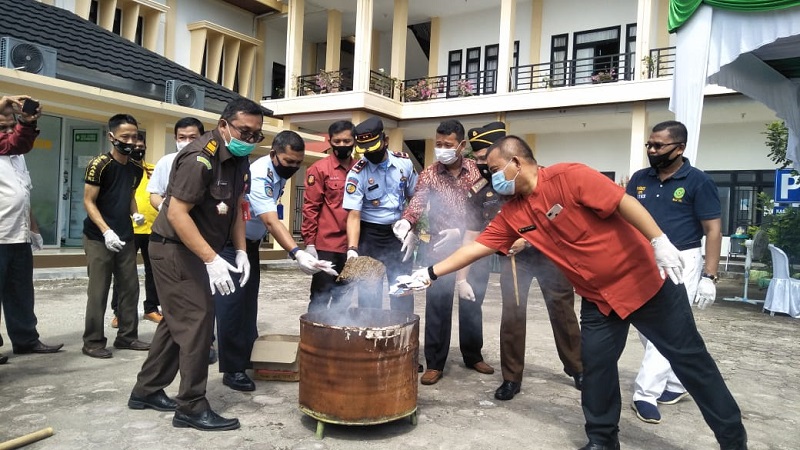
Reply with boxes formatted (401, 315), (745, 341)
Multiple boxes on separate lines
(546, 204), (563, 220)
(22, 99), (39, 115)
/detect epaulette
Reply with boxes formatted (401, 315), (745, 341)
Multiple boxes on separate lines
(392, 151), (410, 159)
(352, 159), (367, 173)
(471, 178), (488, 194)
(202, 138), (218, 157)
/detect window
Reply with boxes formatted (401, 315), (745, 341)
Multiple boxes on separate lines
(484, 44), (498, 94)
(624, 24), (636, 80)
(572, 26), (621, 85)
(85, 0), (166, 51)
(188, 21), (261, 96)
(706, 170), (775, 235)
(465, 47), (480, 95)
(447, 50), (463, 98)
(550, 34), (568, 87)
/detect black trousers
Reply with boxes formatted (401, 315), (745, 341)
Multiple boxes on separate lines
(308, 249), (349, 313)
(357, 222), (413, 312)
(581, 279), (746, 447)
(112, 233), (160, 315)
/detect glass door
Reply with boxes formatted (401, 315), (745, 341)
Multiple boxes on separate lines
(64, 126), (105, 246)
(25, 115), (62, 246)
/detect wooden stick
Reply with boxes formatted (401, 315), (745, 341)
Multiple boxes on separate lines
(511, 254), (519, 306)
(0, 427), (54, 450)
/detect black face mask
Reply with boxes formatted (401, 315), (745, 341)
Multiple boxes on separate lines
(332, 144), (354, 160)
(364, 147), (387, 165)
(476, 163), (491, 183)
(648, 152), (680, 169)
(130, 150), (145, 161)
(112, 139), (135, 155)
(272, 153), (300, 180)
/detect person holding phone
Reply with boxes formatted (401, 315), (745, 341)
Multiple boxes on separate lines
(0, 95), (63, 363)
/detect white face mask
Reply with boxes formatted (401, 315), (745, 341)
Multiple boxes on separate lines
(434, 147), (458, 165)
(176, 141), (190, 152)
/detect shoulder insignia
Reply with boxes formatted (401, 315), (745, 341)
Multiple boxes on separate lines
(203, 139), (217, 156)
(392, 151), (409, 159)
(352, 159), (367, 174)
(471, 178), (488, 194)
(196, 155), (212, 170)
(307, 174), (315, 186)
(267, 168), (274, 181)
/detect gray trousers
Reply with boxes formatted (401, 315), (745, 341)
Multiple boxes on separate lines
(82, 235), (139, 349)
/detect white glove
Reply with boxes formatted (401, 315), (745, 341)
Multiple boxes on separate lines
(132, 213), (145, 226)
(433, 228), (461, 252)
(295, 250), (321, 275)
(347, 249), (359, 260)
(205, 254), (240, 295)
(457, 280), (476, 301)
(411, 267), (432, 286)
(305, 244), (318, 259)
(30, 233), (44, 251)
(235, 249), (250, 287)
(392, 219), (412, 242)
(401, 232), (417, 262)
(157, 201), (164, 212)
(651, 234), (685, 285)
(694, 277), (717, 310)
(102, 229), (125, 252)
(315, 259), (340, 277)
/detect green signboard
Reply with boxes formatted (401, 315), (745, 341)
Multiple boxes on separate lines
(74, 133), (98, 142)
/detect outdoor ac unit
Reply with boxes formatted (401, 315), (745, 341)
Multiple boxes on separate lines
(165, 80), (205, 109)
(0, 37), (57, 77)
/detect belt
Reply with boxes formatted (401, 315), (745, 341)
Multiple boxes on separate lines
(674, 241), (701, 251)
(360, 221), (393, 231)
(150, 233), (182, 245)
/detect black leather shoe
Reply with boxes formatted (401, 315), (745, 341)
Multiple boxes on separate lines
(13, 340), (64, 354)
(573, 373), (584, 391)
(223, 372), (255, 392)
(578, 440), (620, 450)
(82, 346), (113, 359)
(0, 353), (7, 364)
(494, 380), (521, 401)
(173, 409), (240, 431)
(418, 364), (424, 373)
(128, 390), (178, 411)
(113, 339), (151, 351)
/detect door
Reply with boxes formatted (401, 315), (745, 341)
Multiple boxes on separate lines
(64, 126), (105, 246)
(24, 114), (62, 246)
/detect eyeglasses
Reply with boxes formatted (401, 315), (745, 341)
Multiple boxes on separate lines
(226, 121), (265, 144)
(644, 142), (684, 151)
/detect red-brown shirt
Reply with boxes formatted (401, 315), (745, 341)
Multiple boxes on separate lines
(402, 157), (480, 235)
(0, 122), (37, 155)
(302, 154), (356, 253)
(475, 163), (664, 319)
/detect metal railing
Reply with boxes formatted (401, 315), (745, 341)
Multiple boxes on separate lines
(514, 52), (636, 91)
(400, 69), (497, 102)
(369, 70), (400, 99)
(292, 185), (304, 237)
(295, 69), (353, 96)
(647, 46), (676, 78)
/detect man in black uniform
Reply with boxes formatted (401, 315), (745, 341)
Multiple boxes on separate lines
(128, 98), (263, 432)
(459, 122), (583, 401)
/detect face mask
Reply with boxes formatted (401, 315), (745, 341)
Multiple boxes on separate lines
(111, 137), (135, 155)
(364, 147), (387, 165)
(272, 153), (300, 179)
(331, 144), (353, 160)
(434, 147), (458, 165)
(223, 123), (257, 157)
(130, 150), (145, 161)
(491, 160), (519, 196)
(648, 151), (679, 169)
(176, 141), (190, 152)
(477, 163), (492, 183)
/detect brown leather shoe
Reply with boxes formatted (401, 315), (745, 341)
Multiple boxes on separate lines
(143, 311), (163, 323)
(471, 361), (495, 374)
(420, 369), (442, 385)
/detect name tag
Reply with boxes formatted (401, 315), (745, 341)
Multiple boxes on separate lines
(367, 184), (379, 191)
(518, 224), (537, 233)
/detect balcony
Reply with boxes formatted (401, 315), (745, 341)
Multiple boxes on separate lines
(646, 46), (676, 78)
(400, 69), (497, 102)
(295, 69), (353, 96)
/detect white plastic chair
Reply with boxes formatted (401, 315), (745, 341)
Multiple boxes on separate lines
(763, 244), (800, 318)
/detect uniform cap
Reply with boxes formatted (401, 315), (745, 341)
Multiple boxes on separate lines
(354, 116), (385, 153)
(468, 121), (507, 152)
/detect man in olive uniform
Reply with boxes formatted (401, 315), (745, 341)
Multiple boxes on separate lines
(128, 98), (264, 432)
(459, 122), (583, 401)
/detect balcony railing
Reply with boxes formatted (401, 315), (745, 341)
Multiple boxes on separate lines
(647, 46), (676, 78)
(514, 52), (636, 91)
(369, 70), (401, 99)
(401, 69), (497, 102)
(295, 69), (353, 96)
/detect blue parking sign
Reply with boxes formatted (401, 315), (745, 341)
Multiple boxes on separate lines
(774, 169), (800, 203)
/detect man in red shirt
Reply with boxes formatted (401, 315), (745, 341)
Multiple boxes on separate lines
(302, 120), (357, 312)
(412, 136), (747, 450)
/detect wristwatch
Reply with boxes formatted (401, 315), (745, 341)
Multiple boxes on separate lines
(701, 272), (719, 284)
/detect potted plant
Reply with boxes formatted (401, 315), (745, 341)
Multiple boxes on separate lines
(315, 70), (341, 93)
(641, 55), (655, 79)
(404, 78), (439, 102)
(591, 69), (616, 84)
(456, 78), (474, 97)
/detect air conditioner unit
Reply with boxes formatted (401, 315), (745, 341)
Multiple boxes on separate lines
(165, 80), (206, 109)
(0, 37), (57, 77)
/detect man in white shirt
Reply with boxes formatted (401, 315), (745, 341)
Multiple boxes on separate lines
(147, 117), (205, 210)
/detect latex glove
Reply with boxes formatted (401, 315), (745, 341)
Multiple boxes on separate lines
(401, 232), (417, 262)
(30, 233), (44, 251)
(235, 249), (250, 287)
(295, 250), (322, 275)
(457, 280), (476, 301)
(347, 249), (359, 260)
(316, 259), (340, 277)
(433, 228), (461, 252)
(305, 244), (318, 259)
(392, 219), (411, 242)
(650, 234), (685, 285)
(102, 229), (125, 252)
(694, 277), (717, 310)
(411, 267), (432, 286)
(132, 213), (145, 226)
(205, 255), (240, 295)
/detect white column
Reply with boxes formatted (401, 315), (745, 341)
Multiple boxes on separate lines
(353, 0), (374, 93)
(391, 0), (408, 100)
(634, 0), (654, 80)
(326, 10), (342, 72)
(286, 0), (305, 98)
(496, 0), (517, 94)
(628, 102), (648, 180)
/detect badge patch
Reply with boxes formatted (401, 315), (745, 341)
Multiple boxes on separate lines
(216, 201), (228, 215)
(347, 177), (359, 186)
(307, 175), (315, 186)
(267, 168), (274, 181)
(196, 156), (212, 170)
(673, 187), (685, 200)
(346, 183), (357, 194)
(204, 140), (217, 155)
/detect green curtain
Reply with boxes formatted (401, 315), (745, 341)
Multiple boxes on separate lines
(669, 0), (800, 32)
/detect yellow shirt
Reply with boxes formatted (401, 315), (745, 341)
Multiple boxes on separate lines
(132, 161), (157, 234)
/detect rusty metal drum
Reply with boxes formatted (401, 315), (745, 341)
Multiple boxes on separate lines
(299, 308), (420, 437)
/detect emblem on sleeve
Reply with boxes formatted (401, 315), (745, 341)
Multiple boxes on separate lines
(346, 183), (357, 194)
(196, 156), (212, 170)
(266, 186), (274, 198)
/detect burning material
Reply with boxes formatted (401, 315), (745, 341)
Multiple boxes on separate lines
(336, 256), (385, 284)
